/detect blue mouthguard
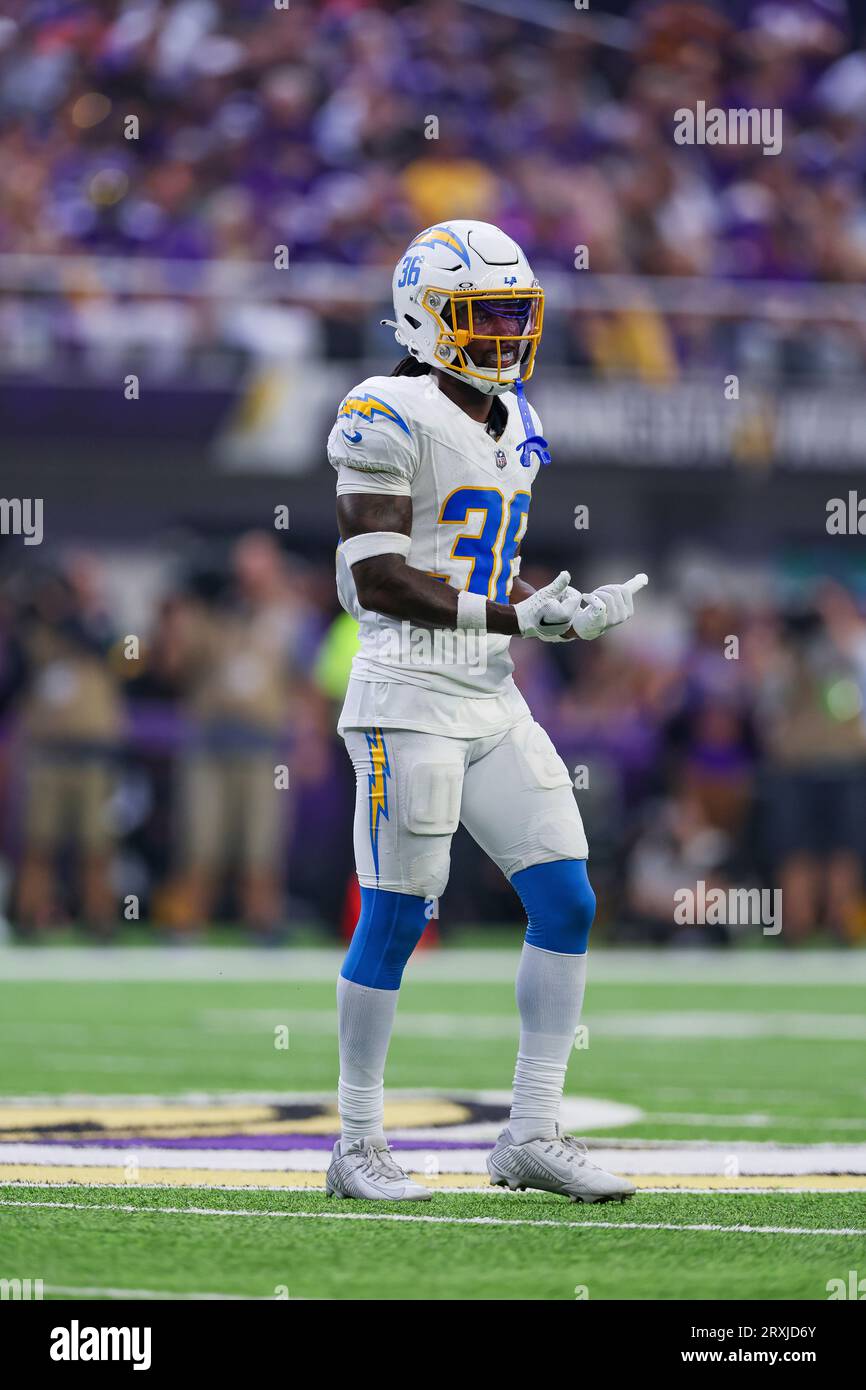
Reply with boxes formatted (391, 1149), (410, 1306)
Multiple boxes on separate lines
(514, 377), (551, 467)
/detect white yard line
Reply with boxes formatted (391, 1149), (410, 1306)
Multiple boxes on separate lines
(198, 1008), (866, 1042)
(646, 1113), (866, 1130)
(1, 1196), (863, 1238)
(4, 1142), (864, 1174)
(1, 946), (864, 985)
(7, 1006), (864, 1043)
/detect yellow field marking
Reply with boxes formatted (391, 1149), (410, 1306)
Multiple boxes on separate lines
(0, 1098), (469, 1141)
(629, 1174), (866, 1191)
(1, 1165), (865, 1192)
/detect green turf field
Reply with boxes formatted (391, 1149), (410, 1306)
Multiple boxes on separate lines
(2, 1187), (863, 1302)
(1, 946), (865, 1300)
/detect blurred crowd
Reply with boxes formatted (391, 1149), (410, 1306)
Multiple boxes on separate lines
(3, 0), (866, 379)
(1, 537), (866, 946)
(2, 0), (866, 946)
(0, 534), (339, 941)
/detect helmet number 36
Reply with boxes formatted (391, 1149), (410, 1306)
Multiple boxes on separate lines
(397, 255), (422, 289)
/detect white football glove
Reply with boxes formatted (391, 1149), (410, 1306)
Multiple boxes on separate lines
(575, 573), (648, 640)
(514, 570), (578, 641)
(536, 585), (601, 642)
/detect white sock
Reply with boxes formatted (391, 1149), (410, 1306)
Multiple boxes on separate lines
(509, 942), (587, 1144)
(337, 974), (399, 1152)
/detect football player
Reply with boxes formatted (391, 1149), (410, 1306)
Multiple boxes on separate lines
(325, 221), (645, 1203)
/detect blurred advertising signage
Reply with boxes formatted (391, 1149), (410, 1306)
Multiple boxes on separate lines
(219, 371), (866, 473)
(530, 381), (866, 471)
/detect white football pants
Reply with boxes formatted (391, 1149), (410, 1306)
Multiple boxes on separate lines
(342, 715), (588, 899)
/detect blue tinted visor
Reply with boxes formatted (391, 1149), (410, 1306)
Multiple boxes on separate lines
(473, 298), (533, 327)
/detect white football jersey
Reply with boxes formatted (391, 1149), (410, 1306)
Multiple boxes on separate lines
(327, 371), (544, 735)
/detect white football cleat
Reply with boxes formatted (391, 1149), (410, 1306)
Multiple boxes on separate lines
(326, 1136), (433, 1201)
(487, 1126), (636, 1204)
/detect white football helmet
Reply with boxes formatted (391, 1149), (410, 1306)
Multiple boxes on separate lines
(385, 220), (544, 396)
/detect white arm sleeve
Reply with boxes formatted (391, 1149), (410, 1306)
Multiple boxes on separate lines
(339, 532), (411, 567)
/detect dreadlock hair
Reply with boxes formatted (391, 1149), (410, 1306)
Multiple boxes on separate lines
(391, 354), (430, 378)
(390, 355), (508, 438)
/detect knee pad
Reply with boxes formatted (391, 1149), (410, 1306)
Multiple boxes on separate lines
(340, 886), (431, 990)
(511, 859), (596, 954)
